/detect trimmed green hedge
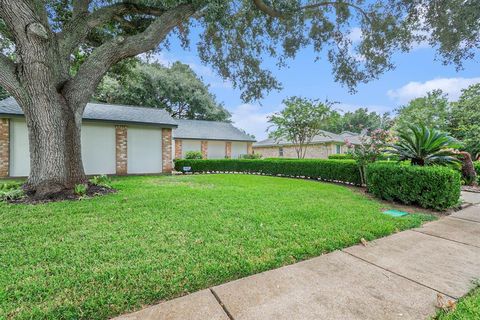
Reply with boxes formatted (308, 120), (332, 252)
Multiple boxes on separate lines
(175, 159), (362, 185)
(328, 154), (353, 160)
(475, 161), (480, 176)
(366, 163), (461, 210)
(328, 154), (400, 161)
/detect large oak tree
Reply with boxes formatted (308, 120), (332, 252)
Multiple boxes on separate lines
(0, 0), (478, 198)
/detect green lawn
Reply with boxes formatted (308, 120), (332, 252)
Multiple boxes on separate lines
(435, 286), (480, 320)
(1, 174), (434, 320)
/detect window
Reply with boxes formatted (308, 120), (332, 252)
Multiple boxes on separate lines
(279, 147), (284, 157)
(336, 145), (341, 154)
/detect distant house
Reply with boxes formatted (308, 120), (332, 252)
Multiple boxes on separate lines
(0, 98), (254, 178)
(173, 119), (255, 160)
(253, 130), (363, 159)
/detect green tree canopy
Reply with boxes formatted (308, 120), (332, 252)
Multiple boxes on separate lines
(268, 97), (334, 158)
(450, 83), (480, 159)
(95, 60), (231, 121)
(393, 90), (451, 132)
(321, 108), (392, 134)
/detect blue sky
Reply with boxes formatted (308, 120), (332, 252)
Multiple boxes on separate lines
(149, 28), (480, 140)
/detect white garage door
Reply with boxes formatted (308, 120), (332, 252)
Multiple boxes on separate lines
(81, 122), (116, 175)
(128, 126), (162, 174)
(181, 139), (202, 158)
(10, 118), (30, 177)
(207, 141), (226, 159)
(232, 142), (248, 159)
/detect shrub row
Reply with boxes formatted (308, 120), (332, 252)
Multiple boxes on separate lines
(328, 154), (399, 161)
(366, 163), (461, 210)
(175, 159), (362, 185)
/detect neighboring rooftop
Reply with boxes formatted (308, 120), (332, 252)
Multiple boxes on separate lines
(173, 119), (256, 142)
(253, 130), (363, 147)
(0, 97), (177, 127)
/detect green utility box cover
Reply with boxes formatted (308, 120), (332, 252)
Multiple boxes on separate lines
(383, 209), (408, 217)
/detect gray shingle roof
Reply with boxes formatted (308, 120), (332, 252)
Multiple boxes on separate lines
(253, 130), (363, 147)
(173, 119), (255, 142)
(0, 97), (177, 126)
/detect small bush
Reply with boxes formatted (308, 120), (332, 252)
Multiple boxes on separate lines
(0, 188), (24, 201)
(184, 151), (203, 160)
(475, 161), (480, 176)
(74, 184), (88, 196)
(366, 163), (461, 210)
(90, 175), (112, 188)
(239, 154), (262, 159)
(175, 159), (362, 185)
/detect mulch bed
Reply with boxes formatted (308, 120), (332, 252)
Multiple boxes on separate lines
(8, 184), (117, 205)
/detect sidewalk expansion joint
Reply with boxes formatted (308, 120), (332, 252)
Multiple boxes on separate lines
(412, 229), (480, 249)
(342, 250), (458, 300)
(210, 288), (235, 320)
(448, 215), (480, 225)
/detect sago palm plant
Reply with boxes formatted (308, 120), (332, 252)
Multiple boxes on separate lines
(389, 125), (460, 166)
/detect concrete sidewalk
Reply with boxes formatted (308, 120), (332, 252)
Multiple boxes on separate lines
(116, 202), (480, 320)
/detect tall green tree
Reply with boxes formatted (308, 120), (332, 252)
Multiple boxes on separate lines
(321, 108), (392, 134)
(268, 97), (334, 159)
(450, 83), (480, 160)
(0, 1), (479, 198)
(394, 90), (451, 132)
(95, 61), (231, 121)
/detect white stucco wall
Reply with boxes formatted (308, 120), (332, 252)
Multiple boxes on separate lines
(181, 139), (202, 158)
(231, 142), (248, 159)
(127, 125), (162, 174)
(9, 118), (29, 177)
(81, 122), (116, 175)
(207, 141), (226, 159)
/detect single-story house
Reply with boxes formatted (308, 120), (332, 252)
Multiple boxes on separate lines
(253, 130), (362, 158)
(0, 98), (254, 178)
(173, 119), (255, 160)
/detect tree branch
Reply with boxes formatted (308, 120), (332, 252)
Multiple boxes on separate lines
(72, 0), (91, 19)
(252, 0), (371, 23)
(60, 1), (167, 60)
(63, 4), (196, 108)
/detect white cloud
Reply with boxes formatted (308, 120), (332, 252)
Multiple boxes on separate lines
(387, 77), (480, 104)
(230, 104), (277, 140)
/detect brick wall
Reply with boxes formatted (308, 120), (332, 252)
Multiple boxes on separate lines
(201, 140), (208, 159)
(162, 128), (173, 173)
(174, 139), (182, 159)
(253, 143), (340, 159)
(225, 141), (232, 159)
(115, 125), (128, 175)
(0, 118), (9, 177)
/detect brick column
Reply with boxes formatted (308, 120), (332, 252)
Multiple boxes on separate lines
(162, 128), (173, 173)
(247, 142), (253, 155)
(174, 139), (182, 159)
(115, 125), (128, 175)
(225, 141), (232, 159)
(0, 118), (9, 178)
(201, 140), (208, 159)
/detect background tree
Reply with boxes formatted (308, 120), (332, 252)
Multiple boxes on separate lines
(393, 90), (451, 132)
(0, 0), (479, 198)
(450, 83), (480, 160)
(268, 97), (333, 159)
(95, 60), (230, 121)
(321, 108), (392, 134)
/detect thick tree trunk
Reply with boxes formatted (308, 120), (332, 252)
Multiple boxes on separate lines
(22, 97), (87, 199)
